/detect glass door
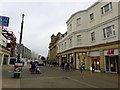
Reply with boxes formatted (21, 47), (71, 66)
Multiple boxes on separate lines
(105, 56), (109, 71)
(110, 56), (116, 72)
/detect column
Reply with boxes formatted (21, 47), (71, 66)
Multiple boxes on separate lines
(100, 48), (105, 72)
(1, 54), (4, 66)
(7, 54), (10, 65)
(72, 52), (76, 69)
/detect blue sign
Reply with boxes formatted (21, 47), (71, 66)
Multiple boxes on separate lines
(0, 16), (9, 27)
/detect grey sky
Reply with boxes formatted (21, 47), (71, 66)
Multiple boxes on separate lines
(1, 1), (97, 56)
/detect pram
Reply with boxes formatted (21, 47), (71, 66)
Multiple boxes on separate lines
(29, 66), (41, 74)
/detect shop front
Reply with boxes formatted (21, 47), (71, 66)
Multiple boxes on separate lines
(104, 49), (119, 73)
(75, 52), (87, 70)
(89, 51), (100, 72)
(61, 54), (67, 63)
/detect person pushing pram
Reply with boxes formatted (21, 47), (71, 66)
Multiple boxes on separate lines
(29, 61), (41, 74)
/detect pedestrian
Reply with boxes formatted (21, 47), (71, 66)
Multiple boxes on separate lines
(80, 64), (83, 73)
(64, 62), (67, 70)
(91, 63), (95, 72)
(31, 62), (36, 73)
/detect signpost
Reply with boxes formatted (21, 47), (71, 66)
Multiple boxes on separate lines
(14, 14), (25, 78)
(0, 16), (9, 27)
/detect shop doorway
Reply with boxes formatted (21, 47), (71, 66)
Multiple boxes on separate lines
(3, 55), (9, 65)
(105, 56), (118, 73)
(91, 57), (100, 71)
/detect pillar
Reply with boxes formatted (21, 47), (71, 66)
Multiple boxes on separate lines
(1, 54), (4, 66)
(100, 48), (105, 72)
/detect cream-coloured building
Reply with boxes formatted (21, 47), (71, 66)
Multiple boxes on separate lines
(48, 32), (63, 64)
(58, 1), (120, 73)
(0, 26), (10, 66)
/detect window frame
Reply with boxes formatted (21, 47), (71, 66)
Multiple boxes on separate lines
(77, 35), (82, 45)
(90, 13), (94, 21)
(91, 32), (95, 42)
(101, 2), (112, 14)
(76, 17), (81, 26)
(103, 25), (115, 38)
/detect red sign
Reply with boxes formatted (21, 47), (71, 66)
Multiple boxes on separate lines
(107, 49), (114, 55)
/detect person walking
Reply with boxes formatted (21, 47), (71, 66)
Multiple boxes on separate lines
(80, 64), (83, 73)
(91, 63), (95, 72)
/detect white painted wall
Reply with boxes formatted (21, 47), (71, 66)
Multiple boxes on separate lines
(58, 2), (119, 53)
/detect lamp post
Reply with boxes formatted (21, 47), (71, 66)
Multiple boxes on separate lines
(17, 14), (25, 62)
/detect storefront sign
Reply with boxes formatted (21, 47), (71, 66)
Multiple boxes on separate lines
(89, 51), (100, 56)
(104, 49), (118, 55)
(107, 49), (114, 55)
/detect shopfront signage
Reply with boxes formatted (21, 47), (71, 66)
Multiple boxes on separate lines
(107, 49), (114, 55)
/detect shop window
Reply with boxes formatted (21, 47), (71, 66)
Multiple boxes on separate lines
(105, 56), (117, 72)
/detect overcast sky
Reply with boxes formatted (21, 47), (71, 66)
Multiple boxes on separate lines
(0, 0), (98, 57)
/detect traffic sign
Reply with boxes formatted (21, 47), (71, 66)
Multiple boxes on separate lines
(0, 16), (9, 27)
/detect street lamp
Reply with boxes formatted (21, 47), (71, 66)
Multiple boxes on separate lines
(17, 14), (25, 62)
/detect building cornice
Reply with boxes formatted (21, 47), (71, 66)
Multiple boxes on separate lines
(58, 40), (120, 55)
(66, 1), (101, 24)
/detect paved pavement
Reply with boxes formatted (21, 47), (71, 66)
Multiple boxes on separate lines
(1, 64), (119, 89)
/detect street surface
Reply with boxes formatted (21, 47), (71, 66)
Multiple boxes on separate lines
(1, 64), (118, 89)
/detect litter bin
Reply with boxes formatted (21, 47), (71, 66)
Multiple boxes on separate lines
(13, 63), (23, 78)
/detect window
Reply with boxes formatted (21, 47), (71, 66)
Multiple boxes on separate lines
(70, 24), (72, 31)
(103, 25), (115, 38)
(77, 35), (81, 45)
(62, 44), (63, 50)
(101, 2), (112, 14)
(65, 42), (66, 49)
(76, 18), (81, 26)
(58, 45), (60, 51)
(69, 38), (72, 47)
(91, 32), (95, 41)
(90, 13), (94, 21)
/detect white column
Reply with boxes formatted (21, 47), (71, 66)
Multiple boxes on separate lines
(7, 54), (10, 65)
(1, 54), (4, 66)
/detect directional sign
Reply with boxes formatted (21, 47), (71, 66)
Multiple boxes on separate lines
(0, 16), (9, 27)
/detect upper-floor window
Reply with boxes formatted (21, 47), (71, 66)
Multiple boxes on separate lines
(70, 24), (72, 31)
(90, 13), (94, 21)
(77, 35), (81, 45)
(69, 38), (72, 47)
(91, 32), (95, 41)
(62, 44), (63, 50)
(103, 25), (115, 38)
(76, 18), (81, 26)
(101, 2), (112, 14)
(65, 42), (66, 49)
(1, 39), (6, 47)
(58, 45), (60, 51)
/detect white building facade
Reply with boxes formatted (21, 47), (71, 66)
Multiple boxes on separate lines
(57, 1), (120, 73)
(0, 26), (10, 66)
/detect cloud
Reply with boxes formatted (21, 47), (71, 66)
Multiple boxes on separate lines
(1, 1), (97, 56)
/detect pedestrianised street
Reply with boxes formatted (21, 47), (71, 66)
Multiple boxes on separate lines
(2, 65), (118, 89)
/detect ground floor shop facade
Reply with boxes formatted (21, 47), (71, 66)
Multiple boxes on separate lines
(0, 48), (10, 66)
(58, 41), (120, 74)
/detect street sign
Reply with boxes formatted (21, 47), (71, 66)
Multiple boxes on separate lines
(0, 16), (9, 27)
